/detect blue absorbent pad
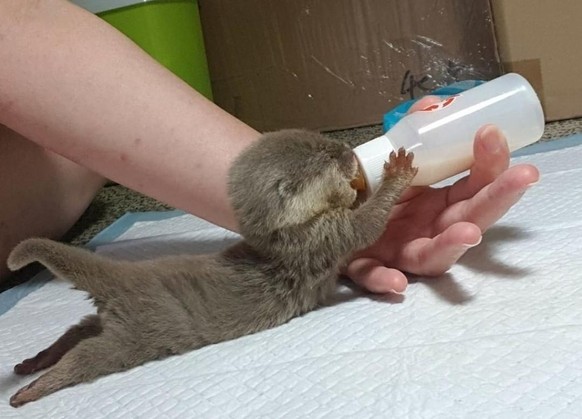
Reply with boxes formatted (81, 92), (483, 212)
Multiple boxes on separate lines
(1, 135), (582, 418)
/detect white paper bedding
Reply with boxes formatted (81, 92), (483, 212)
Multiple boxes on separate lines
(1, 136), (582, 418)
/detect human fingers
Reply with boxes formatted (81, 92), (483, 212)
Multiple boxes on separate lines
(438, 164), (539, 232)
(398, 222), (482, 276)
(345, 257), (408, 294)
(447, 125), (510, 203)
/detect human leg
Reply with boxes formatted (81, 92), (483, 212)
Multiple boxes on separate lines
(0, 125), (105, 279)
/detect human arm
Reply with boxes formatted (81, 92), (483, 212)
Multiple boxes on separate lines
(0, 0), (258, 233)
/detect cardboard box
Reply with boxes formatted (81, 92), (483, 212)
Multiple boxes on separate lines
(199, 0), (501, 132)
(490, 0), (582, 121)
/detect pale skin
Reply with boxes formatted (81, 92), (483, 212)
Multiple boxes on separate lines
(0, 0), (539, 291)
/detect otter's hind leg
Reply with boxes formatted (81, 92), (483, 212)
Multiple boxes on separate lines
(10, 329), (145, 408)
(14, 315), (102, 375)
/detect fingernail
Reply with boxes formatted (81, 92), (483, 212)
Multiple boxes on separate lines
(480, 125), (501, 154)
(519, 180), (540, 194)
(463, 236), (482, 248)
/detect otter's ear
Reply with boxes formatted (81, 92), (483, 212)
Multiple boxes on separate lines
(276, 178), (299, 199)
(339, 149), (355, 171)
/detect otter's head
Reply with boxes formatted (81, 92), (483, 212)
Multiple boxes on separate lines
(228, 129), (360, 242)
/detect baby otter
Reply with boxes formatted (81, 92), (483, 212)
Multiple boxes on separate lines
(6, 129), (417, 407)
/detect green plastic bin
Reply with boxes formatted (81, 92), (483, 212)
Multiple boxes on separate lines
(73, 0), (213, 100)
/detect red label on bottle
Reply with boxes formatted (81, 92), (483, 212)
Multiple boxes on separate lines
(420, 95), (459, 112)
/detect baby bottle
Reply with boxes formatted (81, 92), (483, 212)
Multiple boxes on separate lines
(352, 73), (545, 195)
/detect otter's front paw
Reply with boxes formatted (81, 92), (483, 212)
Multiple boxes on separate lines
(384, 148), (418, 181)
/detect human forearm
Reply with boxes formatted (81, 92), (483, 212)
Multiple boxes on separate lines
(0, 0), (259, 231)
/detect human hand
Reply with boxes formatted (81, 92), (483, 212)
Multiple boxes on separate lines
(345, 96), (540, 294)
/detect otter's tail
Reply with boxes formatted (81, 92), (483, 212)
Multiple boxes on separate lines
(7, 238), (127, 299)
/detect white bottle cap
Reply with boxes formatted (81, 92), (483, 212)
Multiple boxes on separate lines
(352, 134), (396, 196)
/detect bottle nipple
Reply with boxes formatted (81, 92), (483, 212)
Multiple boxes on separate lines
(350, 166), (367, 191)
